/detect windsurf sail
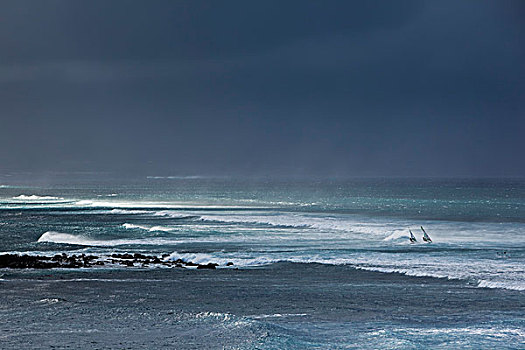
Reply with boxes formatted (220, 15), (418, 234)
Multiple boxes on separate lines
(421, 226), (432, 243)
(409, 229), (417, 243)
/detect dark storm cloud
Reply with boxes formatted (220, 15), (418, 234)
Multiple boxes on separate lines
(1, 0), (420, 62)
(0, 1), (523, 177)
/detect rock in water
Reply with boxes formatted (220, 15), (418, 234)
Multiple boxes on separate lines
(197, 263), (218, 270)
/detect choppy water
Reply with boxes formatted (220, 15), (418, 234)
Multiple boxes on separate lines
(1, 177), (524, 348)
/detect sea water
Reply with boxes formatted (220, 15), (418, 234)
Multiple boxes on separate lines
(0, 177), (524, 348)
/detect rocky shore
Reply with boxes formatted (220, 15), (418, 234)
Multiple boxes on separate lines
(0, 253), (220, 269)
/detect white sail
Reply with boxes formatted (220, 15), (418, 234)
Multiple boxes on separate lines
(421, 226), (432, 243)
(409, 229), (417, 243)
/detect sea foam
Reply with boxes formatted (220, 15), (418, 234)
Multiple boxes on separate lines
(122, 223), (175, 232)
(12, 195), (63, 200)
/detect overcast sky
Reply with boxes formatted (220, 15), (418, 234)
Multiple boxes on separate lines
(0, 0), (523, 177)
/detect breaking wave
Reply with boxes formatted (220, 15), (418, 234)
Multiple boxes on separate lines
(122, 223), (175, 232)
(383, 230), (410, 241)
(197, 213), (398, 233)
(12, 195), (64, 200)
(164, 252), (282, 267)
(163, 250), (525, 291)
(152, 211), (200, 219)
(477, 280), (525, 291)
(37, 231), (181, 246)
(108, 209), (149, 215)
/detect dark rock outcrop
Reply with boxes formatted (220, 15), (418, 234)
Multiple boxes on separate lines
(0, 253), (221, 270)
(197, 263), (218, 269)
(0, 254), (60, 269)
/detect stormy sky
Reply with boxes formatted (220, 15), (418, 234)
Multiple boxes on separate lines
(0, 0), (523, 177)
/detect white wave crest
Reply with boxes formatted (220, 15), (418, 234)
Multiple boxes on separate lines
(477, 280), (525, 291)
(197, 213), (413, 241)
(12, 195), (63, 200)
(152, 211), (199, 219)
(164, 251), (282, 267)
(383, 230), (410, 241)
(74, 200), (261, 210)
(37, 231), (181, 246)
(163, 250), (525, 291)
(122, 223), (175, 232)
(390, 326), (525, 338)
(109, 209), (149, 215)
(198, 214), (354, 231)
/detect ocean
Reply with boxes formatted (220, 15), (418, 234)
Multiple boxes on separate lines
(0, 177), (524, 349)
